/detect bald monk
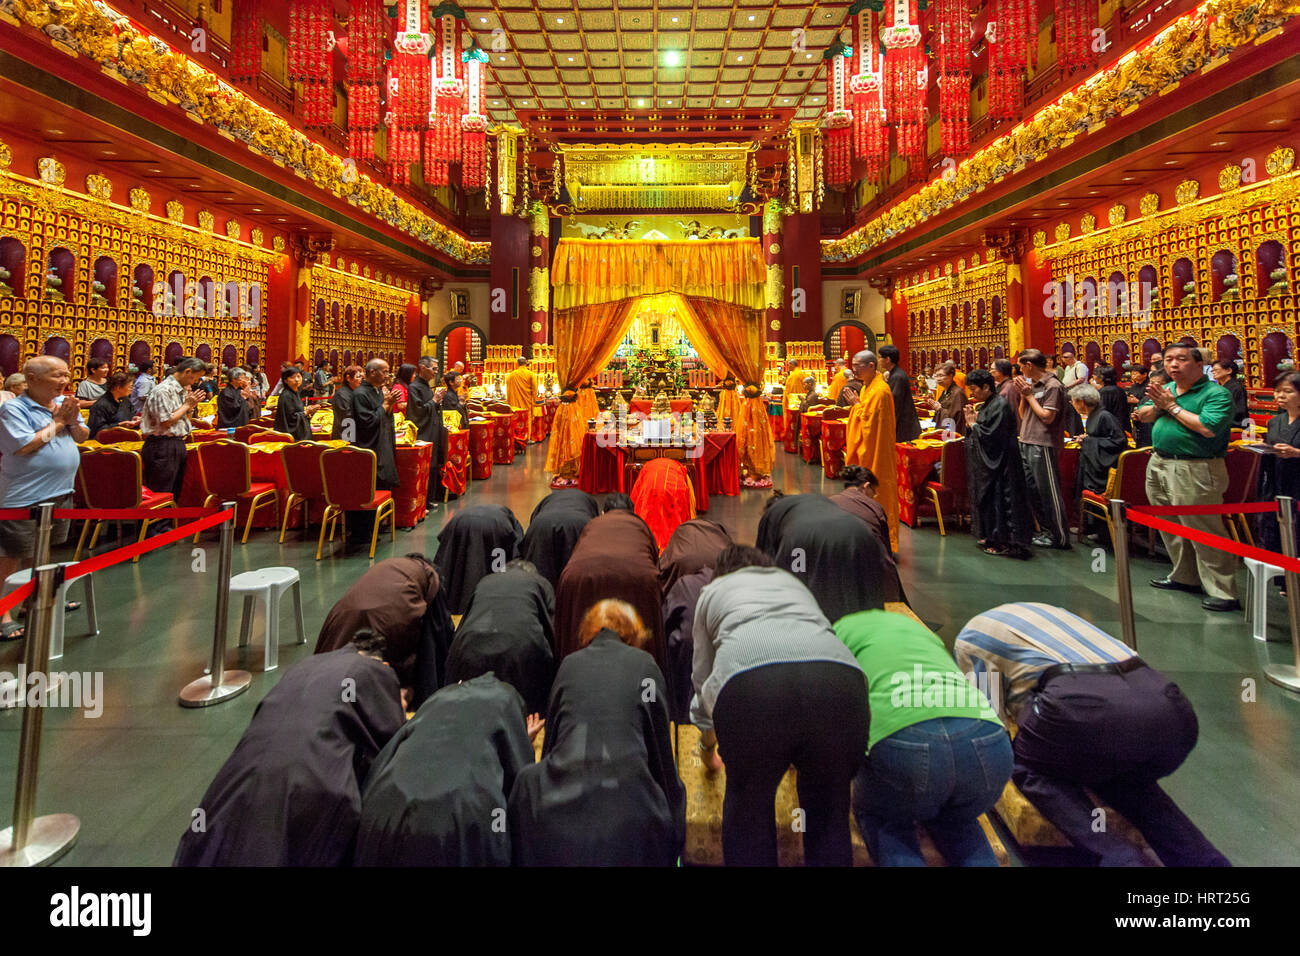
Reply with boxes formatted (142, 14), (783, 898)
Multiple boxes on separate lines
(782, 358), (804, 444)
(505, 356), (535, 410)
(845, 350), (900, 553)
(453, 361), (468, 397)
(827, 359), (848, 407)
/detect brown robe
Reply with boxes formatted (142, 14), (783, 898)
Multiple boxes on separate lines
(657, 518), (732, 598)
(554, 510), (665, 669)
(830, 486), (892, 556)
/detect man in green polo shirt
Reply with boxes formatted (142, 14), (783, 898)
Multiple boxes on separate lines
(1133, 343), (1238, 611)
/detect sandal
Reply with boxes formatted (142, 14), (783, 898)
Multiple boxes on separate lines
(1, 620), (24, 641)
(980, 544), (1009, 556)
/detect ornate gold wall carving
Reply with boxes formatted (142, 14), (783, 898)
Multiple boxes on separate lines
(306, 264), (411, 370)
(902, 258), (1011, 372)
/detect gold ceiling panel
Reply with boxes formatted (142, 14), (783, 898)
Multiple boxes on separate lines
(538, 0), (571, 7)
(771, 8), (804, 27)
(659, 11), (692, 27)
(580, 10), (615, 30)
(502, 10), (540, 28)
(617, 11), (650, 29)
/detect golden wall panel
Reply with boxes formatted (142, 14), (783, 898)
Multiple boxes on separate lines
(903, 258), (1011, 372)
(306, 265), (410, 370)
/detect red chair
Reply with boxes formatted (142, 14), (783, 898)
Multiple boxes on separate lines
(921, 438), (969, 535)
(233, 425), (268, 444)
(279, 442), (329, 543)
(1080, 448), (1154, 552)
(1224, 445), (1261, 545)
(74, 447), (177, 561)
(318, 447), (396, 559)
(249, 429), (293, 444)
(94, 426), (140, 444)
(194, 440), (279, 543)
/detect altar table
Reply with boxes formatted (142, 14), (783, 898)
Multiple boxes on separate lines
(577, 431), (739, 510)
(629, 398), (694, 416)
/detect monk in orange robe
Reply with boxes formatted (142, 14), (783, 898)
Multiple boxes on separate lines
(505, 357), (536, 410)
(845, 350), (900, 553)
(782, 359), (804, 446)
(827, 359), (848, 404)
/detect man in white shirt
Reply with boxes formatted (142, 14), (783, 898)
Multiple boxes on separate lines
(140, 357), (205, 497)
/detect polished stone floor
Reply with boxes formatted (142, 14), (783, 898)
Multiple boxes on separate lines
(1, 441), (1297, 865)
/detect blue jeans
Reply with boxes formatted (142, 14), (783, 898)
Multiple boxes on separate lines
(852, 717), (1012, 867)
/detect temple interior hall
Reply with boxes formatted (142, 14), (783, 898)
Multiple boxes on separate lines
(0, 0), (1298, 874)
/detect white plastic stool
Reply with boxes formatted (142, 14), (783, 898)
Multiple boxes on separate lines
(1244, 557), (1292, 642)
(2, 564), (98, 661)
(230, 567), (305, 671)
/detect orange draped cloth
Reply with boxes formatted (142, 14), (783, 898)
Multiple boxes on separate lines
(678, 296), (773, 479)
(846, 373), (900, 552)
(577, 383), (599, 422)
(551, 239), (766, 311)
(545, 299), (637, 477)
(630, 457), (697, 551)
(716, 386), (741, 424)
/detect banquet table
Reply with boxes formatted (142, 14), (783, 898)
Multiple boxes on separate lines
(577, 431), (739, 510)
(629, 398), (694, 416)
(784, 409), (800, 454)
(486, 411), (516, 465)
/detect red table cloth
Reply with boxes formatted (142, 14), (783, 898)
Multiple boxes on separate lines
(800, 413), (822, 465)
(896, 441), (945, 527)
(469, 419), (494, 480)
(442, 429), (469, 497)
(784, 410), (800, 454)
(512, 408), (530, 448)
(488, 412), (515, 465)
(577, 431), (738, 511)
(630, 398), (694, 416)
(393, 443), (433, 527)
(531, 401), (558, 443)
(768, 401), (785, 443)
(821, 419), (847, 479)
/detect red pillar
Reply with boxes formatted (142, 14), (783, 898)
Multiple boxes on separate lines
(405, 293), (423, 363)
(490, 206), (530, 349)
(782, 211), (823, 343)
(263, 250), (295, 372)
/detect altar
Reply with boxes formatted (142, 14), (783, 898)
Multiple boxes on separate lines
(577, 430), (739, 508)
(629, 398), (693, 416)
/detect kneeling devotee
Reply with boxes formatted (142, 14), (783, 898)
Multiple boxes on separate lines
(630, 456), (697, 550)
(955, 602), (1230, 866)
(314, 554), (453, 710)
(554, 508), (665, 668)
(757, 492), (902, 620)
(445, 560), (556, 716)
(520, 489), (601, 590)
(354, 675), (540, 867)
(835, 609), (1011, 867)
(433, 504), (524, 615)
(509, 600), (685, 866)
(692, 546), (868, 866)
(964, 369), (1033, 559)
(844, 350), (900, 552)
(174, 631), (405, 866)
(659, 519), (733, 723)
(830, 465), (891, 556)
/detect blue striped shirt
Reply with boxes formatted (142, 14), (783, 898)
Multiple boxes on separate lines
(954, 603), (1135, 718)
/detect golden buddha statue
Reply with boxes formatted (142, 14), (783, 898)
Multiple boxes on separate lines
(651, 391), (671, 417)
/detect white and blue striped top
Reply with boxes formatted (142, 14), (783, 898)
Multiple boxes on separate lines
(954, 602), (1136, 717)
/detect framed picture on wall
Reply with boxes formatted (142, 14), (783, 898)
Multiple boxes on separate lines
(450, 288), (470, 317)
(841, 287), (863, 318)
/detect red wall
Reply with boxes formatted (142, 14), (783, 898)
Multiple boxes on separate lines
(783, 212), (823, 342)
(489, 207), (530, 348)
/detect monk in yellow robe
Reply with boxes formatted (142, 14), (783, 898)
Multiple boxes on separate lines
(505, 357), (536, 409)
(845, 350), (900, 553)
(576, 379), (599, 422)
(827, 359), (848, 404)
(453, 361), (468, 397)
(782, 359), (804, 444)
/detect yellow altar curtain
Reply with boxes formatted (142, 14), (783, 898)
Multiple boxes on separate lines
(679, 296), (774, 479)
(551, 239), (766, 311)
(545, 298), (638, 477)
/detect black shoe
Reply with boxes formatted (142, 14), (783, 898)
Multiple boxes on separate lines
(1150, 578), (1203, 594)
(1201, 597), (1241, 612)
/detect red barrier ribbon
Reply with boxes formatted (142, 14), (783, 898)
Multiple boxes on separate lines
(1130, 503), (1281, 516)
(1124, 509), (1300, 575)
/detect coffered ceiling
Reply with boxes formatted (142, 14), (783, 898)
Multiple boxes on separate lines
(460, 0), (848, 143)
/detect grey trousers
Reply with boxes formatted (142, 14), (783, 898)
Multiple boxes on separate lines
(1144, 455), (1237, 601)
(1020, 443), (1069, 546)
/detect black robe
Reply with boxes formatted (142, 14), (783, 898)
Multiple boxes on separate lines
(1224, 377), (1249, 426)
(887, 365), (923, 442)
(966, 394), (1033, 550)
(351, 381), (399, 488)
(216, 384), (253, 429)
(756, 493), (901, 619)
(406, 375), (438, 442)
(445, 566), (556, 715)
(1078, 408), (1127, 496)
(1100, 384), (1131, 435)
(87, 392), (132, 438)
(354, 675), (533, 867)
(274, 386), (312, 441)
(173, 649), (404, 866)
(519, 489), (601, 590)
(330, 384), (355, 441)
(507, 630), (686, 866)
(1255, 413), (1300, 552)
(663, 567), (712, 724)
(433, 504), (524, 614)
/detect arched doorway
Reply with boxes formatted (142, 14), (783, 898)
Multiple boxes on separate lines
(823, 320), (875, 362)
(437, 321), (487, 372)
(129, 340), (152, 369)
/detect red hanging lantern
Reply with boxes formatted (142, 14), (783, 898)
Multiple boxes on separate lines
(881, 0), (926, 165)
(229, 0), (263, 84)
(821, 37), (853, 187)
(849, 2), (888, 181)
(986, 0), (1035, 122)
(425, 4), (467, 187)
(461, 40), (490, 189)
(934, 0), (970, 157)
(388, 0), (431, 180)
(288, 0), (334, 128)
(346, 0), (385, 160)
(1056, 0), (1098, 71)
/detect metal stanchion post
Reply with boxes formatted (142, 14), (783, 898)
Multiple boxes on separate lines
(1109, 499), (1138, 651)
(179, 502), (250, 707)
(0, 564), (79, 866)
(1265, 495), (1300, 692)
